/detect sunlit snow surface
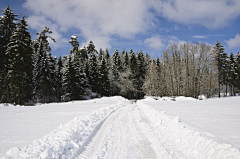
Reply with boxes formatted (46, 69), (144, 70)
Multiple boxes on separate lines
(144, 96), (240, 150)
(0, 96), (239, 158)
(0, 97), (122, 156)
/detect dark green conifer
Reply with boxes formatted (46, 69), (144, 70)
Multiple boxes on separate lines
(0, 5), (18, 103)
(6, 15), (33, 104)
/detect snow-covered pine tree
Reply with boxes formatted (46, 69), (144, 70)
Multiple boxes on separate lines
(48, 53), (58, 102)
(78, 47), (88, 65)
(98, 48), (104, 63)
(235, 52), (240, 92)
(105, 48), (111, 68)
(0, 5), (18, 103)
(110, 49), (122, 95)
(213, 41), (227, 98)
(69, 34), (79, 54)
(228, 52), (237, 96)
(6, 15), (33, 105)
(32, 27), (56, 103)
(136, 51), (146, 98)
(128, 49), (139, 99)
(120, 49), (129, 71)
(86, 41), (99, 93)
(69, 35), (88, 99)
(56, 56), (63, 101)
(62, 54), (82, 101)
(98, 58), (110, 96)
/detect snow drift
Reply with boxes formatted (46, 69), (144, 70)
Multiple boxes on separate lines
(137, 100), (240, 159)
(2, 101), (125, 159)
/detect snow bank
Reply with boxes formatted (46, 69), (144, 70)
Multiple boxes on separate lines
(137, 100), (240, 159)
(175, 96), (196, 101)
(2, 101), (125, 159)
(143, 96), (196, 101)
(143, 96), (157, 101)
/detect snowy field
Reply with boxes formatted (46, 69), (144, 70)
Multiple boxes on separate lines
(0, 96), (240, 158)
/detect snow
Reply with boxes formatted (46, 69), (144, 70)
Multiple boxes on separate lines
(71, 35), (77, 39)
(141, 96), (240, 150)
(0, 97), (124, 156)
(0, 96), (240, 158)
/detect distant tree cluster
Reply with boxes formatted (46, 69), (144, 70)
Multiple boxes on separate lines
(1, 6), (240, 105)
(144, 42), (240, 98)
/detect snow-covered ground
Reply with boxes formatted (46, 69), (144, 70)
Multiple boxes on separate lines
(143, 96), (240, 150)
(0, 96), (240, 158)
(0, 97), (122, 157)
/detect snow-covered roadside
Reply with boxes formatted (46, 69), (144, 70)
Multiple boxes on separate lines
(141, 96), (240, 150)
(1, 100), (126, 158)
(0, 96), (125, 156)
(1, 96), (240, 158)
(137, 100), (240, 158)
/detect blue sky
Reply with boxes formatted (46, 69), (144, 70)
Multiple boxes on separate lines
(1, 0), (240, 58)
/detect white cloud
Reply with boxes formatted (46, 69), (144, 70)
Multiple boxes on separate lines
(225, 33), (240, 49)
(144, 35), (165, 50)
(192, 35), (208, 39)
(26, 16), (68, 50)
(167, 36), (186, 46)
(23, 0), (153, 50)
(22, 0), (240, 51)
(150, 0), (240, 28)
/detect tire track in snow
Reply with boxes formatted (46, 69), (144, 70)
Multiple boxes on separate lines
(135, 106), (189, 158)
(77, 102), (187, 159)
(77, 107), (123, 159)
(70, 101), (240, 158)
(78, 105), (138, 158)
(128, 108), (157, 159)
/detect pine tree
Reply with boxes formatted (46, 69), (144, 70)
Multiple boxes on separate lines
(110, 49), (122, 95)
(6, 15), (33, 105)
(98, 58), (110, 96)
(105, 48), (111, 68)
(0, 5), (18, 103)
(136, 51), (146, 98)
(98, 48), (104, 63)
(69, 34), (79, 55)
(62, 55), (80, 100)
(70, 35), (88, 99)
(87, 53), (99, 93)
(121, 49), (129, 70)
(32, 27), (56, 103)
(228, 52), (237, 96)
(56, 56), (63, 101)
(87, 41), (97, 55)
(235, 52), (240, 92)
(214, 41), (227, 97)
(48, 53), (58, 102)
(128, 49), (139, 99)
(86, 41), (99, 93)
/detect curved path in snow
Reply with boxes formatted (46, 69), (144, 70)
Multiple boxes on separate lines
(76, 101), (240, 159)
(3, 99), (240, 159)
(78, 104), (188, 159)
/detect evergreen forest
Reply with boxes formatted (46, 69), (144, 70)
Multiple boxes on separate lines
(1, 6), (240, 105)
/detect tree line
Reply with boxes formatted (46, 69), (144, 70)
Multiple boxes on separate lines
(1, 5), (240, 105)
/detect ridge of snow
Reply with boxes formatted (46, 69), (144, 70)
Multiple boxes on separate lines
(2, 101), (125, 159)
(137, 100), (240, 159)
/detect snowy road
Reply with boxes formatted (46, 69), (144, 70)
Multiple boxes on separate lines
(78, 104), (187, 159)
(2, 98), (240, 159)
